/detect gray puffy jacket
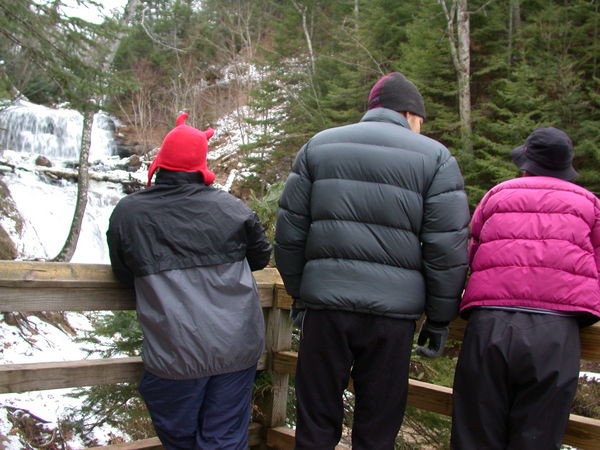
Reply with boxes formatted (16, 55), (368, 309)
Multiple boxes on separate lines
(274, 108), (469, 323)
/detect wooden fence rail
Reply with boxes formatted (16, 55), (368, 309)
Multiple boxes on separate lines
(270, 285), (600, 450)
(1, 260), (600, 449)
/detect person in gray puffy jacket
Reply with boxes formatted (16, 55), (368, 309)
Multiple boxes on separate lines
(107, 113), (271, 449)
(275, 72), (469, 449)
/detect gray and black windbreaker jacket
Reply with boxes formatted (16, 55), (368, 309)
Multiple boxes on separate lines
(107, 171), (272, 379)
(274, 108), (469, 323)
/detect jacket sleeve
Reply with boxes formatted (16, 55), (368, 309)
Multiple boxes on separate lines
(467, 193), (488, 264)
(245, 211), (272, 271)
(420, 152), (470, 323)
(591, 200), (600, 291)
(106, 207), (135, 288)
(274, 144), (312, 298)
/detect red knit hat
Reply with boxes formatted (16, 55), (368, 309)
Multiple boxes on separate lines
(147, 112), (215, 186)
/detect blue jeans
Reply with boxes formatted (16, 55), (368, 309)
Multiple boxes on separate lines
(139, 365), (256, 450)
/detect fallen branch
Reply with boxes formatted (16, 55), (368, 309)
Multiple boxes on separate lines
(0, 159), (145, 191)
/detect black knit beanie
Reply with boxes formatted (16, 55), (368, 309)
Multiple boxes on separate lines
(367, 72), (426, 119)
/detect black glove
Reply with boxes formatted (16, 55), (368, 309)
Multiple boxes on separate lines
(290, 308), (305, 328)
(290, 298), (306, 328)
(415, 319), (449, 358)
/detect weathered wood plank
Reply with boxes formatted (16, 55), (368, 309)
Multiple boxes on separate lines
(266, 426), (350, 450)
(248, 422), (263, 447)
(581, 324), (600, 361)
(0, 261), (121, 288)
(0, 353), (267, 394)
(270, 351), (600, 448)
(272, 351), (297, 376)
(0, 262), (276, 311)
(0, 261), (278, 287)
(255, 299), (293, 447)
(0, 357), (145, 394)
(564, 415), (600, 450)
(274, 284), (293, 310)
(0, 284), (274, 311)
(266, 426), (295, 449)
(0, 286), (137, 311)
(407, 379), (453, 416)
(87, 438), (163, 450)
(86, 423), (263, 450)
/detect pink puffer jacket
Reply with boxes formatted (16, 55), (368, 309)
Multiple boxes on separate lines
(460, 176), (600, 318)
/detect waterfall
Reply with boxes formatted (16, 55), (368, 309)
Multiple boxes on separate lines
(1, 166), (124, 263)
(0, 100), (128, 263)
(0, 99), (117, 161)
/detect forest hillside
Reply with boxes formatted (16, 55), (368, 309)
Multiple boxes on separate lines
(3, 0), (600, 206)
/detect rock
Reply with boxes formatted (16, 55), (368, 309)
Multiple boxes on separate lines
(125, 154), (142, 172)
(34, 155), (52, 167)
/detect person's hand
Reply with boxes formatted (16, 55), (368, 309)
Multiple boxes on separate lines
(290, 298), (305, 328)
(415, 319), (449, 358)
(290, 308), (305, 328)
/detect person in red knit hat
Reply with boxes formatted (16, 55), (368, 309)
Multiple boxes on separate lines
(107, 113), (272, 449)
(146, 112), (216, 186)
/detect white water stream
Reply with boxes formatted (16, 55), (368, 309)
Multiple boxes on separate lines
(0, 100), (133, 263)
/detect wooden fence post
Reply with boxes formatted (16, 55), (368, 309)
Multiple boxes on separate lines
(255, 282), (293, 448)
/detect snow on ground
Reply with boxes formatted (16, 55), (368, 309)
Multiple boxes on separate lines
(0, 312), (127, 447)
(580, 372), (600, 382)
(0, 151), (129, 263)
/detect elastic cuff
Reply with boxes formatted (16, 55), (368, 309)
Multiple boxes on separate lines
(426, 319), (449, 328)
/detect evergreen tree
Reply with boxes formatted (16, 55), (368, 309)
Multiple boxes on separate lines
(472, 0), (600, 200)
(398, 1), (462, 152)
(66, 311), (152, 444)
(0, 0), (115, 109)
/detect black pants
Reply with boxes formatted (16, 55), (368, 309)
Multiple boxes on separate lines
(451, 309), (580, 450)
(294, 309), (416, 450)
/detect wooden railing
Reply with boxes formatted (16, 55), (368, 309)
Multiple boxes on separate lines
(1, 260), (599, 449)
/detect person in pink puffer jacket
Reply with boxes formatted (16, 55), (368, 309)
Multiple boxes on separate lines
(451, 127), (600, 450)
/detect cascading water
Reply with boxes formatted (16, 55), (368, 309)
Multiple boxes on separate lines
(0, 99), (117, 161)
(0, 100), (133, 263)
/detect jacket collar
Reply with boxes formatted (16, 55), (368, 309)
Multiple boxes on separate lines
(360, 107), (410, 129)
(155, 169), (206, 186)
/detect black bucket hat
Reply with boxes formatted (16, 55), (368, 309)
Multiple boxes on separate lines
(511, 127), (578, 181)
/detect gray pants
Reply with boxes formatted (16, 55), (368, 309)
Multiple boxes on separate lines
(451, 309), (580, 450)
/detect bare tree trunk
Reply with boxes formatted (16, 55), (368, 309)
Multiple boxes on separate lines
(507, 0), (521, 69)
(292, 0), (316, 75)
(291, 0), (323, 122)
(53, 110), (92, 262)
(440, 0), (472, 154)
(594, 1), (599, 78)
(54, 1), (139, 262)
(106, 0), (140, 63)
